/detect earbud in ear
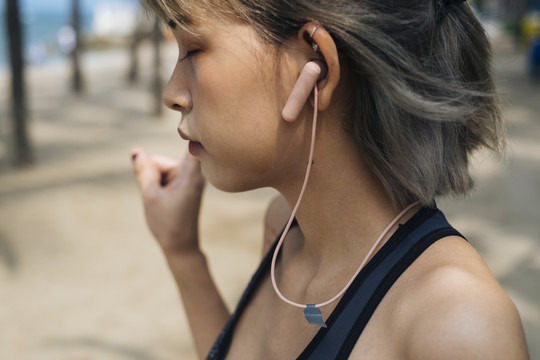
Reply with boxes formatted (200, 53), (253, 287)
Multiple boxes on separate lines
(282, 60), (327, 122)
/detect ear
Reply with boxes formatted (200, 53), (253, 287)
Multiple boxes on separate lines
(297, 23), (340, 112)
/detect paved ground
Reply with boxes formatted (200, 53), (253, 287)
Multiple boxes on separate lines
(0, 34), (538, 359)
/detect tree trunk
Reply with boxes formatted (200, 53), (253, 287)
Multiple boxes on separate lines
(127, 27), (141, 83)
(6, 0), (32, 165)
(71, 0), (83, 92)
(152, 16), (163, 116)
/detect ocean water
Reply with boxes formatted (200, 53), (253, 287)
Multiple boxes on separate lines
(0, 9), (94, 68)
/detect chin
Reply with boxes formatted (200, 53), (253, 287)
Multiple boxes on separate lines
(201, 166), (266, 194)
(208, 179), (262, 194)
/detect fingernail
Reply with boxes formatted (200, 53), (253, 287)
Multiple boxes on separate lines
(131, 151), (138, 161)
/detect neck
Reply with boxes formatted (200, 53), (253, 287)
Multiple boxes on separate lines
(274, 122), (416, 274)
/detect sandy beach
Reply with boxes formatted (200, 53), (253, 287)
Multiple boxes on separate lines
(0, 34), (539, 360)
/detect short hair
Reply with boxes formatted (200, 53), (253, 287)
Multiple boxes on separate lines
(143, 0), (505, 208)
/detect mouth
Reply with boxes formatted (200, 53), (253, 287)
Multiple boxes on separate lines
(178, 127), (204, 155)
(177, 127), (195, 142)
(188, 141), (204, 155)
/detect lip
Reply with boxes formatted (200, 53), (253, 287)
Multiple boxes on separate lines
(177, 127), (195, 142)
(178, 127), (204, 155)
(188, 141), (204, 156)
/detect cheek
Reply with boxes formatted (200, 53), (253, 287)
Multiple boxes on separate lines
(197, 57), (281, 149)
(190, 38), (294, 189)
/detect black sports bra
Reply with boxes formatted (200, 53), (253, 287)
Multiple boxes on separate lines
(207, 206), (463, 359)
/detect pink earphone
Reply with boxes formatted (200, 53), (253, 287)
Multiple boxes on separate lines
(281, 24), (328, 123)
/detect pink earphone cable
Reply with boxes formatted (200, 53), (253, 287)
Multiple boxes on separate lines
(270, 85), (319, 309)
(270, 84), (419, 310)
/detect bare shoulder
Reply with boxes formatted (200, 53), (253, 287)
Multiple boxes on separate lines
(350, 236), (529, 360)
(399, 236), (529, 360)
(262, 195), (292, 256)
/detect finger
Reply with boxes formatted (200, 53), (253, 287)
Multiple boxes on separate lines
(150, 153), (201, 176)
(131, 148), (161, 193)
(151, 154), (181, 171)
(149, 155), (181, 187)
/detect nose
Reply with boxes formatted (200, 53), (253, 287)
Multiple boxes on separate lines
(163, 68), (193, 113)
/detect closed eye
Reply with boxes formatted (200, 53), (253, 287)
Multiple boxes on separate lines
(179, 49), (200, 62)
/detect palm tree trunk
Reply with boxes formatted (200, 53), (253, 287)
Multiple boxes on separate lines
(6, 0), (32, 165)
(127, 27), (141, 83)
(152, 16), (163, 116)
(71, 0), (83, 92)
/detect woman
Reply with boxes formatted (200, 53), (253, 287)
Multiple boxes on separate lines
(131, 0), (530, 359)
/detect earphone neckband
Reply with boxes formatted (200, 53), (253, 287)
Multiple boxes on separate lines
(270, 25), (419, 328)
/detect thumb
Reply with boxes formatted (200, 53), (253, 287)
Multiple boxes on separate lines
(131, 148), (160, 193)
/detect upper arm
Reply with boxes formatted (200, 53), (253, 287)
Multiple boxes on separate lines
(405, 269), (530, 360)
(262, 195), (291, 256)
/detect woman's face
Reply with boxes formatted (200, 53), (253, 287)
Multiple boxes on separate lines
(164, 16), (306, 192)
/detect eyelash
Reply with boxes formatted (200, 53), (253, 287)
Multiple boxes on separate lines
(179, 49), (200, 62)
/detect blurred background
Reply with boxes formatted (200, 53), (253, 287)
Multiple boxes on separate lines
(0, 0), (539, 359)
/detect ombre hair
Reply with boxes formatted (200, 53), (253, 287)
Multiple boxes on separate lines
(142, 0), (505, 208)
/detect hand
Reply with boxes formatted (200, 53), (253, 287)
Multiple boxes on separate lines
(131, 148), (206, 255)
